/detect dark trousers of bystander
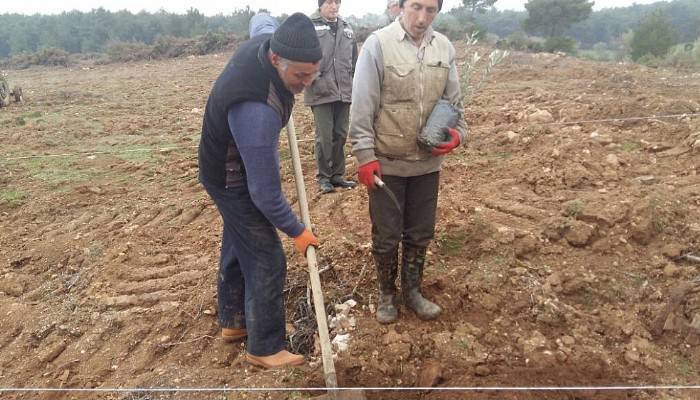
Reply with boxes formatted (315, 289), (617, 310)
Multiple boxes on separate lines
(202, 181), (287, 357)
(312, 101), (351, 184)
(368, 172), (440, 255)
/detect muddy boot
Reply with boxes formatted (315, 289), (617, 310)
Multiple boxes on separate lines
(373, 248), (399, 324)
(401, 244), (442, 320)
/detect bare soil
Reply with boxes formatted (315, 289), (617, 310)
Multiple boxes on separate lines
(0, 49), (699, 400)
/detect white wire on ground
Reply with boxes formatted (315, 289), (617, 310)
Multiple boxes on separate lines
(544, 112), (700, 126)
(2, 145), (199, 161)
(1, 112), (698, 162)
(1, 385), (700, 393)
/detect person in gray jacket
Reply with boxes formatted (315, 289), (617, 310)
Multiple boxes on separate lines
(305, 0), (359, 194)
(385, 0), (401, 25)
(349, 0), (467, 324)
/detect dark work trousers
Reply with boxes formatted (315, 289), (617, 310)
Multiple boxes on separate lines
(201, 181), (287, 357)
(312, 101), (350, 183)
(368, 172), (440, 254)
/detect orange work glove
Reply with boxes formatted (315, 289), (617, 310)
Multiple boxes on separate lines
(431, 128), (461, 156)
(358, 160), (381, 189)
(294, 229), (319, 257)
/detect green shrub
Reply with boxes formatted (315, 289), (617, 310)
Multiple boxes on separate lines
(662, 40), (700, 68)
(630, 10), (679, 61)
(544, 36), (578, 54)
(0, 47), (70, 69)
(500, 31), (545, 52)
(105, 41), (153, 63)
(636, 53), (664, 67)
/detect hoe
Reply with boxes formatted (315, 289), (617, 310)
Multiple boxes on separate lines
(286, 119), (367, 400)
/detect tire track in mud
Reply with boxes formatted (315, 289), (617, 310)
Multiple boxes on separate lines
(0, 194), (215, 388)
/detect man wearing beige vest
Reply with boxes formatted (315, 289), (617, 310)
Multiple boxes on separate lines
(349, 0), (467, 324)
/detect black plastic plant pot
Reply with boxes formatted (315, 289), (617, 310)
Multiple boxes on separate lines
(417, 99), (461, 150)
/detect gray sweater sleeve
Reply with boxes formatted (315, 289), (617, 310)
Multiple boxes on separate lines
(349, 34), (384, 166)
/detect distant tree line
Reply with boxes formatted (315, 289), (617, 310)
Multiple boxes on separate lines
(374, 0), (698, 49)
(1, 0), (698, 67)
(0, 7), (260, 58)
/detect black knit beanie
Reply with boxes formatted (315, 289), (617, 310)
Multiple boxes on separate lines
(270, 13), (322, 63)
(398, 0), (442, 11)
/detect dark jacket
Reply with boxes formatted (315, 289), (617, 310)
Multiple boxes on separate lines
(198, 34), (294, 188)
(303, 11), (358, 106)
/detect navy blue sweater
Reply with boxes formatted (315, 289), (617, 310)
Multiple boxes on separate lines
(227, 102), (304, 238)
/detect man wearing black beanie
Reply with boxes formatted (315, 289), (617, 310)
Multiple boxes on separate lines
(199, 13), (322, 369)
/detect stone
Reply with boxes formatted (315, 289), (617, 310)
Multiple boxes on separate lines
(555, 351), (568, 363)
(0, 276), (26, 297)
(39, 340), (68, 363)
(386, 342), (412, 360)
(475, 365), (492, 377)
(565, 221), (597, 247)
(595, 135), (614, 145)
(332, 334), (350, 352)
(521, 331), (548, 355)
(605, 154), (620, 167)
(382, 329), (410, 345)
(663, 263), (681, 278)
(635, 175), (657, 185)
(496, 226), (516, 244)
(661, 244), (685, 260)
(646, 142), (673, 152)
(514, 235), (540, 259)
(689, 314), (700, 332)
(418, 361), (443, 387)
(624, 350), (640, 364)
(561, 336), (576, 346)
(504, 131), (520, 143)
(693, 139), (700, 152)
(543, 217), (570, 241)
(528, 109), (554, 123)
(143, 254), (170, 265)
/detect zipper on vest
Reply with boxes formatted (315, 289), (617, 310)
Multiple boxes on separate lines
(418, 61), (425, 157)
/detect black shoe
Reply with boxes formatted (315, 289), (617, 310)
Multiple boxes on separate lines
(319, 181), (335, 194)
(330, 177), (357, 188)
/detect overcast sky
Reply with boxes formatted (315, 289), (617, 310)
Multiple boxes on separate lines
(0, 0), (667, 17)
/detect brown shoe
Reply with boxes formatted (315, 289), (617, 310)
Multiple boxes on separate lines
(222, 328), (247, 343)
(246, 350), (305, 369)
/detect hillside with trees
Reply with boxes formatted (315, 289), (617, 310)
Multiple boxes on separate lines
(0, 0), (698, 67)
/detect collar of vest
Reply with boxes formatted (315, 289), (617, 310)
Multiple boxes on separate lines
(258, 39), (294, 104)
(387, 20), (435, 45)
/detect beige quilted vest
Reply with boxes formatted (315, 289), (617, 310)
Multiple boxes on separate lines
(374, 22), (452, 161)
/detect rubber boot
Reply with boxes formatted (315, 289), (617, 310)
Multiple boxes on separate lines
(373, 248), (400, 324)
(401, 244), (442, 320)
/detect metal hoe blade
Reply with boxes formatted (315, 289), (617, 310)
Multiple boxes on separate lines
(374, 175), (401, 212)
